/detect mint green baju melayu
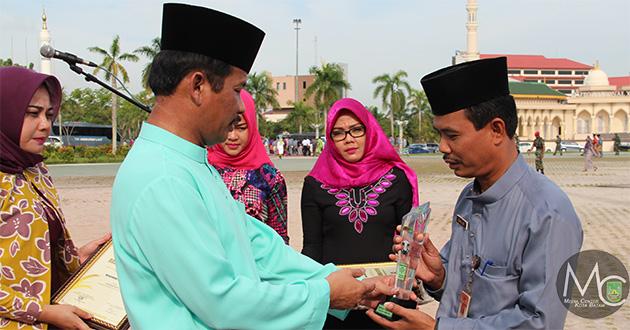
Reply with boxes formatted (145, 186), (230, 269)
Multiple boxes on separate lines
(111, 123), (341, 329)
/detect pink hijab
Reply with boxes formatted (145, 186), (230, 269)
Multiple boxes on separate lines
(207, 89), (272, 170)
(308, 98), (419, 206)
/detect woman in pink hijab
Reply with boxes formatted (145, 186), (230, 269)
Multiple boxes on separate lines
(207, 90), (289, 243)
(301, 98), (419, 329)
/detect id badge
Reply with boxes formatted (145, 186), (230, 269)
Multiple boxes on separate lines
(457, 290), (471, 318)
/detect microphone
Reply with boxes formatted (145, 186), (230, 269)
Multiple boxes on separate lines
(40, 44), (98, 67)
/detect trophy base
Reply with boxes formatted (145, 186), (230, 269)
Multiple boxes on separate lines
(374, 296), (418, 321)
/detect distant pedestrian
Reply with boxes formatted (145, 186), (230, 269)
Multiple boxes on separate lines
(276, 138), (285, 159)
(553, 134), (563, 156)
(529, 131), (545, 175)
(583, 136), (598, 172)
(613, 133), (621, 155)
(315, 137), (324, 156)
(597, 134), (603, 157)
(302, 138), (311, 156)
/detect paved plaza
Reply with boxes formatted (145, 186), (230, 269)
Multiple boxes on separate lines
(54, 153), (630, 329)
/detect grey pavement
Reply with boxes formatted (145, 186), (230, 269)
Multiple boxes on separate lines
(47, 158), (320, 177)
(46, 152), (598, 177)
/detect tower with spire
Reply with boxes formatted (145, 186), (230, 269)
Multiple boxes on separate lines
(453, 0), (480, 64)
(39, 9), (52, 74)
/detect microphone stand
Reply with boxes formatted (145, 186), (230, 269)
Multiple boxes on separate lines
(67, 63), (151, 113)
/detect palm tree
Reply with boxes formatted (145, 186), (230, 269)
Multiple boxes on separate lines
(305, 63), (350, 131)
(372, 71), (412, 137)
(89, 35), (139, 154)
(407, 88), (430, 141)
(134, 37), (161, 91)
(285, 101), (315, 134)
(247, 71), (280, 123)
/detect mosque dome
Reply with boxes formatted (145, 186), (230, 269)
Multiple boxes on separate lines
(583, 62), (609, 87)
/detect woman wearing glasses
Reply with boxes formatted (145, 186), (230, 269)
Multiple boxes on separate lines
(301, 98), (419, 329)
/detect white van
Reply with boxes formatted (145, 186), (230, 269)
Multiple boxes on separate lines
(44, 136), (63, 148)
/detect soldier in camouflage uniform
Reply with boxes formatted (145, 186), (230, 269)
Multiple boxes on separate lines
(530, 131), (545, 174)
(553, 134), (562, 156)
(613, 133), (621, 155)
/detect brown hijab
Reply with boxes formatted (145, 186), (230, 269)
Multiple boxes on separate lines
(0, 67), (62, 174)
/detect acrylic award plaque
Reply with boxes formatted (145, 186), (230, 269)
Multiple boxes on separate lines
(374, 201), (431, 321)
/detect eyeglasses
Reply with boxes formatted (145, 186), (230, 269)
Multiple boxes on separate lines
(330, 125), (366, 142)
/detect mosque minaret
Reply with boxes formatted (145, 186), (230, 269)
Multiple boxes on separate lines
(39, 9), (51, 74)
(453, 0), (480, 64)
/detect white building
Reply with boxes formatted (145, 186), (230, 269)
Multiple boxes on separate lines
(568, 64), (630, 143)
(452, 0), (630, 148)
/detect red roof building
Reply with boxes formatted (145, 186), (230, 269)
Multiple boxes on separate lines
(609, 76), (630, 89)
(480, 54), (592, 95)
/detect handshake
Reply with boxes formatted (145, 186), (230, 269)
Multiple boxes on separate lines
(325, 267), (404, 310)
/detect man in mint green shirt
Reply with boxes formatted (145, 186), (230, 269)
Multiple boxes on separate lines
(111, 4), (383, 329)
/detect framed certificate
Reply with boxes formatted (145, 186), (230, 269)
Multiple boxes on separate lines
(52, 240), (129, 330)
(338, 261), (397, 278)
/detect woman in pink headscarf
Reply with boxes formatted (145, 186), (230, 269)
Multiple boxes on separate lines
(301, 98), (419, 329)
(207, 90), (289, 243)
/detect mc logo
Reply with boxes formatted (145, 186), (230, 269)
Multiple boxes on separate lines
(562, 261), (626, 307)
(557, 250), (629, 319)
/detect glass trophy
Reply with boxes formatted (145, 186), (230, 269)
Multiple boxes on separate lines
(375, 202), (431, 321)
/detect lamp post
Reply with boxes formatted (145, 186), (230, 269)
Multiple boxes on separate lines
(293, 18), (301, 104)
(417, 108), (423, 141)
(394, 119), (408, 153)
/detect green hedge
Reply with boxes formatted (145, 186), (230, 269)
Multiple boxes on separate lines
(44, 144), (131, 164)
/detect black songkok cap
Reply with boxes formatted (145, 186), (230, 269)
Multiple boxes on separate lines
(420, 57), (509, 116)
(160, 3), (265, 73)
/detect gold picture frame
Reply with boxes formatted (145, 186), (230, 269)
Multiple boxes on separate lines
(52, 240), (129, 330)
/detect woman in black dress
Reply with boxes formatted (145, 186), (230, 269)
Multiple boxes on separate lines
(302, 98), (419, 329)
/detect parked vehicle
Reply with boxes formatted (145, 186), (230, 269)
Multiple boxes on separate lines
(410, 143), (438, 153)
(425, 143), (439, 153)
(407, 143), (431, 154)
(618, 142), (630, 151)
(44, 136), (63, 148)
(518, 142), (532, 153)
(560, 141), (584, 153)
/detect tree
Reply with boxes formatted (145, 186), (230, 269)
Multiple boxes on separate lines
(89, 35), (139, 154)
(372, 71), (412, 138)
(60, 88), (112, 125)
(134, 37), (161, 91)
(247, 71), (280, 121)
(305, 63), (350, 131)
(0, 58), (34, 69)
(367, 105), (391, 136)
(118, 90), (151, 143)
(407, 88), (430, 142)
(284, 101), (315, 134)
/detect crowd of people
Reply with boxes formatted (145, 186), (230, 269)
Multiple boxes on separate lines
(265, 135), (324, 158)
(0, 3), (597, 330)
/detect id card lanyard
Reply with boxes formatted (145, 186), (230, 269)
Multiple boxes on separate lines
(456, 214), (480, 318)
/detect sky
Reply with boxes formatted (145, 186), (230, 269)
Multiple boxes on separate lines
(1, 0), (629, 108)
